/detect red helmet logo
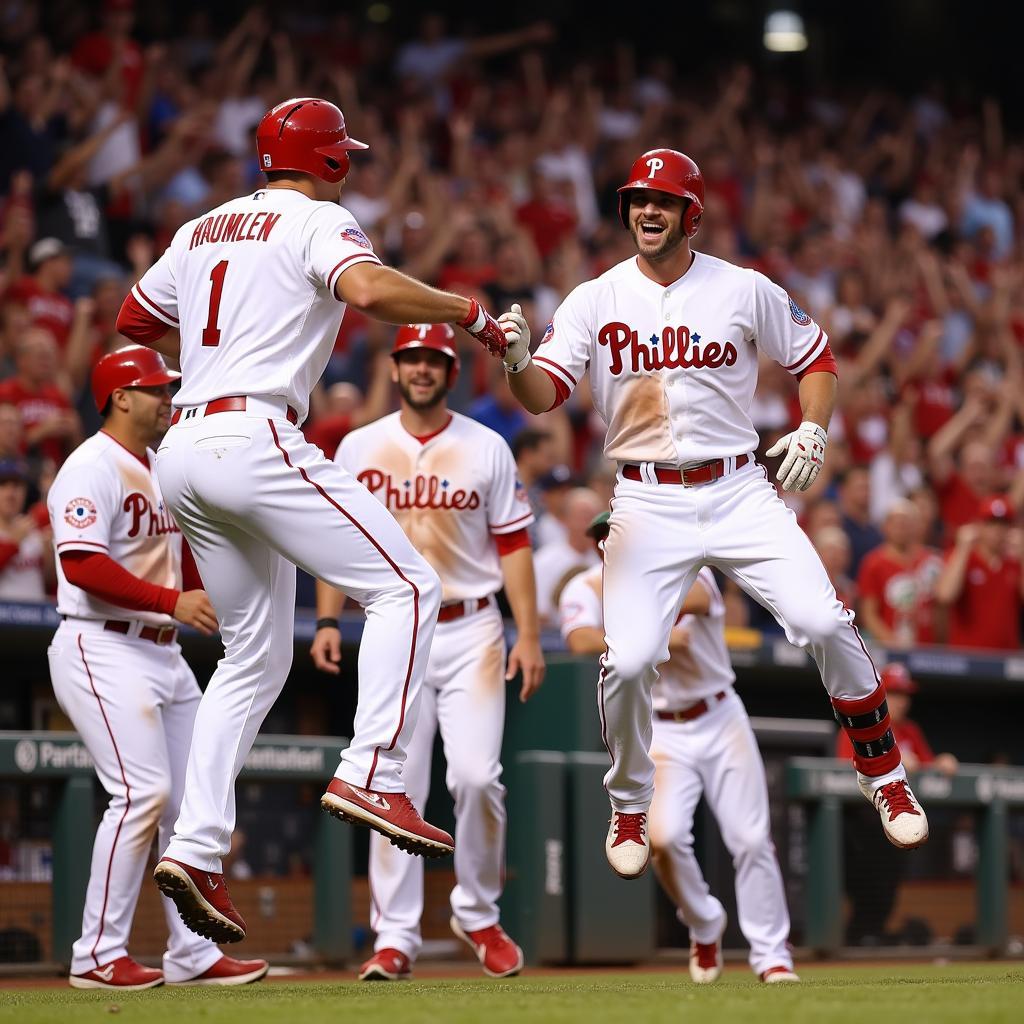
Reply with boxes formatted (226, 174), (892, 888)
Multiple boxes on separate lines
(256, 97), (368, 184)
(91, 345), (180, 412)
(391, 324), (460, 387)
(617, 148), (705, 237)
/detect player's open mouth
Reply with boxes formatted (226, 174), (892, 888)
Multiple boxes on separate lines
(639, 221), (666, 241)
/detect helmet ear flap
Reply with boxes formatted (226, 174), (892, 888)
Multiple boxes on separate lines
(683, 200), (703, 238)
(324, 151), (351, 181)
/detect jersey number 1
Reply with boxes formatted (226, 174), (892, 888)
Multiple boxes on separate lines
(202, 260), (229, 347)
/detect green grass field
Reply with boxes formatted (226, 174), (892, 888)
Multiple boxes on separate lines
(2, 964), (1021, 1024)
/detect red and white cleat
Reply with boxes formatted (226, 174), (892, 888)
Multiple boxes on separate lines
(358, 948), (413, 981)
(321, 778), (454, 858)
(69, 956), (163, 990)
(451, 916), (524, 979)
(153, 857), (246, 943)
(861, 776), (929, 850)
(761, 965), (801, 983)
(605, 811), (650, 879)
(689, 915), (726, 984)
(169, 955), (269, 986)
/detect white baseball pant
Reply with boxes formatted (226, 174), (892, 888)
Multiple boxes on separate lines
(368, 605), (507, 958)
(600, 460), (885, 812)
(647, 691), (792, 976)
(48, 622), (222, 980)
(154, 398), (441, 871)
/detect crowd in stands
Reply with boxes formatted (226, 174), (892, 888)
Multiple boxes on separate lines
(3, 2), (1024, 651)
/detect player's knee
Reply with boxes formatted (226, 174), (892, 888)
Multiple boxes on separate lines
(791, 606), (843, 646)
(724, 826), (772, 864)
(133, 780), (173, 822)
(603, 645), (658, 686)
(649, 823), (694, 854)
(450, 763), (502, 800)
(410, 562), (441, 615)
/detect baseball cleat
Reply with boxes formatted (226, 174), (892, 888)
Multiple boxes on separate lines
(153, 857), (246, 943)
(860, 776), (929, 849)
(69, 956), (163, 990)
(450, 916), (524, 978)
(605, 810), (650, 879)
(321, 778), (454, 858)
(761, 966), (800, 983)
(168, 955), (269, 986)
(689, 914), (726, 984)
(358, 948), (413, 981)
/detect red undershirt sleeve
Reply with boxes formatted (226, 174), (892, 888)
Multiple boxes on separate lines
(115, 292), (172, 346)
(60, 550), (180, 616)
(494, 527), (531, 555)
(795, 342), (838, 380)
(0, 541), (20, 573)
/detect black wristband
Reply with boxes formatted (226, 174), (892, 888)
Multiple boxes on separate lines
(316, 617), (340, 631)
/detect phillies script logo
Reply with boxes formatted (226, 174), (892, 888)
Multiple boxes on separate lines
(358, 470), (481, 511)
(597, 322), (738, 376)
(124, 493), (180, 539)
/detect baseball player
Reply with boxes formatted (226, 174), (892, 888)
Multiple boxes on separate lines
(113, 98), (509, 943)
(310, 324), (544, 980)
(560, 512), (797, 984)
(498, 149), (928, 881)
(48, 347), (267, 989)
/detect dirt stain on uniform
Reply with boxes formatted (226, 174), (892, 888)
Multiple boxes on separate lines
(605, 375), (677, 463)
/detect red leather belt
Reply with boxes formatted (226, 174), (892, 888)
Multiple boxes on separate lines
(655, 691), (728, 722)
(437, 596), (491, 623)
(623, 455), (749, 486)
(103, 619), (178, 645)
(170, 396), (298, 426)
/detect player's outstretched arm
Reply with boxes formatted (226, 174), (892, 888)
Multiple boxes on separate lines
(497, 305), (557, 414)
(335, 263), (507, 356)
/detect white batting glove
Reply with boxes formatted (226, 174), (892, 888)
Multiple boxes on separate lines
(766, 421), (828, 491)
(497, 303), (531, 372)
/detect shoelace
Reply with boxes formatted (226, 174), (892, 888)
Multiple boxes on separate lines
(612, 812), (647, 845)
(878, 780), (920, 820)
(693, 941), (719, 970)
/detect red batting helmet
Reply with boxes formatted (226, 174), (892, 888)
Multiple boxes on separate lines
(391, 324), (460, 387)
(617, 149), (705, 237)
(256, 97), (368, 184)
(92, 345), (180, 412)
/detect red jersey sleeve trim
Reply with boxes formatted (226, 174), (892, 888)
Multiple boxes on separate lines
(784, 328), (826, 373)
(60, 550), (179, 616)
(533, 355), (577, 387)
(131, 284), (179, 326)
(490, 510), (535, 534)
(537, 366), (571, 411)
(327, 253), (383, 297)
(795, 341), (838, 380)
(116, 292), (171, 345)
(57, 539), (110, 552)
(494, 527), (531, 555)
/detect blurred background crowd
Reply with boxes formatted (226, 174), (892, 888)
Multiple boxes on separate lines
(3, 0), (1024, 652)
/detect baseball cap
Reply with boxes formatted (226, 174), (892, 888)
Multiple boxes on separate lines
(881, 662), (918, 695)
(537, 465), (572, 492)
(976, 495), (1014, 522)
(0, 459), (30, 484)
(28, 237), (69, 270)
(586, 510), (611, 539)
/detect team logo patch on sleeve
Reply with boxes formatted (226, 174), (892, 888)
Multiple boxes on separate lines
(788, 296), (812, 326)
(340, 227), (373, 249)
(540, 322), (555, 345)
(64, 497), (97, 529)
(514, 478), (531, 504)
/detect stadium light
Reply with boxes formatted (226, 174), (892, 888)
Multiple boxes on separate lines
(764, 10), (808, 52)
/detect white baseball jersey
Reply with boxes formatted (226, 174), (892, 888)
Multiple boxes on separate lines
(559, 565), (734, 706)
(534, 252), (827, 463)
(131, 188), (382, 423)
(48, 432), (180, 625)
(336, 412), (534, 600)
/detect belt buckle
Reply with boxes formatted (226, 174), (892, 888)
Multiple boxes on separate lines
(156, 625), (176, 644)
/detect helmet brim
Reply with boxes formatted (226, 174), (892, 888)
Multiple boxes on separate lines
(129, 368), (181, 388)
(617, 180), (700, 205)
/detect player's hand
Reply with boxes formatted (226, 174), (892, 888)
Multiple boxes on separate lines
(310, 626), (342, 675)
(173, 589), (218, 635)
(498, 303), (530, 369)
(506, 635), (546, 703)
(458, 298), (508, 358)
(765, 420), (827, 491)
(955, 524), (979, 550)
(932, 752), (960, 776)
